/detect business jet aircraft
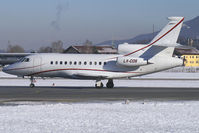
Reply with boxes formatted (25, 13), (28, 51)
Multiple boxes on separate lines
(3, 17), (184, 88)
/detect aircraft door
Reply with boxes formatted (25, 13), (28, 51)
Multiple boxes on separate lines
(33, 56), (42, 73)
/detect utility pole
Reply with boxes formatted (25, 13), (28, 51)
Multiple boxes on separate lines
(153, 24), (155, 38)
(111, 35), (115, 48)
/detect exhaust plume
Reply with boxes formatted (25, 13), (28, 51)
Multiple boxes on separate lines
(51, 2), (69, 31)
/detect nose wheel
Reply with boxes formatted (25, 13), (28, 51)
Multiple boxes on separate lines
(30, 76), (35, 88)
(30, 83), (35, 88)
(106, 79), (114, 88)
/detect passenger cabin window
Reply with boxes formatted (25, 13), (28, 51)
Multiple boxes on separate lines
(74, 61), (77, 65)
(89, 62), (92, 65)
(55, 61), (58, 65)
(50, 61), (53, 65)
(79, 61), (81, 65)
(65, 61), (67, 65)
(104, 62), (106, 65)
(84, 61), (87, 65)
(70, 61), (72, 65)
(60, 61), (63, 65)
(99, 62), (102, 65)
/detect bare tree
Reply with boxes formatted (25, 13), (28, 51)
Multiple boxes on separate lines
(38, 46), (52, 53)
(83, 40), (93, 54)
(84, 39), (92, 46)
(7, 45), (25, 53)
(51, 40), (64, 53)
(38, 40), (64, 53)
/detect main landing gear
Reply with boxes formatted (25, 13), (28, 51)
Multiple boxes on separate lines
(30, 76), (35, 88)
(95, 79), (103, 88)
(95, 79), (114, 88)
(106, 79), (114, 88)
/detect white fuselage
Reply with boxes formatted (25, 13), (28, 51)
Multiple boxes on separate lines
(3, 53), (183, 80)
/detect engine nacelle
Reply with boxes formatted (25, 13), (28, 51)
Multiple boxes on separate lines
(117, 57), (148, 67)
(118, 43), (146, 55)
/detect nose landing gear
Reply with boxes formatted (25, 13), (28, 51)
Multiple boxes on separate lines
(30, 76), (35, 88)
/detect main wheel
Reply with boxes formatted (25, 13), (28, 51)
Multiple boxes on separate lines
(106, 82), (114, 88)
(95, 82), (103, 88)
(106, 79), (114, 88)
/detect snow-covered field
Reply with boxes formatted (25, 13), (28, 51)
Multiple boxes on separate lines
(0, 71), (17, 78)
(1, 72), (199, 132)
(1, 78), (199, 88)
(0, 101), (199, 133)
(1, 71), (199, 88)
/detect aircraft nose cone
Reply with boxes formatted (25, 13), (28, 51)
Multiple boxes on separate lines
(2, 64), (25, 76)
(2, 65), (13, 75)
(2, 66), (8, 72)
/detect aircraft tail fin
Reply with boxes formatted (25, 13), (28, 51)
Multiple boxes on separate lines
(124, 17), (184, 57)
(151, 17), (184, 46)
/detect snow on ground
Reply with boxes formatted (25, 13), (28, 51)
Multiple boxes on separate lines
(1, 71), (199, 88)
(0, 101), (199, 133)
(1, 72), (199, 132)
(1, 78), (199, 88)
(0, 72), (17, 78)
(137, 71), (199, 79)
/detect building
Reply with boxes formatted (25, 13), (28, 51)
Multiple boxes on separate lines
(182, 54), (199, 67)
(174, 46), (199, 67)
(64, 45), (117, 54)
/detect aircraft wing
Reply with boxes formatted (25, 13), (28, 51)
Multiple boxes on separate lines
(73, 72), (108, 79)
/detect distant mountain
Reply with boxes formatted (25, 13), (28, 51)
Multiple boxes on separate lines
(96, 16), (199, 47)
(181, 16), (199, 38)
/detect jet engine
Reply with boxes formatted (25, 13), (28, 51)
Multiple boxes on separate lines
(116, 57), (148, 67)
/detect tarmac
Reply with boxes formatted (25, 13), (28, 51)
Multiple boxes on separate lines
(0, 86), (199, 102)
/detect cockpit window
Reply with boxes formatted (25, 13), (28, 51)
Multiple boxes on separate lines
(19, 58), (25, 62)
(24, 58), (30, 62)
(20, 58), (30, 62)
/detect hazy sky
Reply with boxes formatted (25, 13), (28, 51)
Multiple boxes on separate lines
(0, 0), (198, 50)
